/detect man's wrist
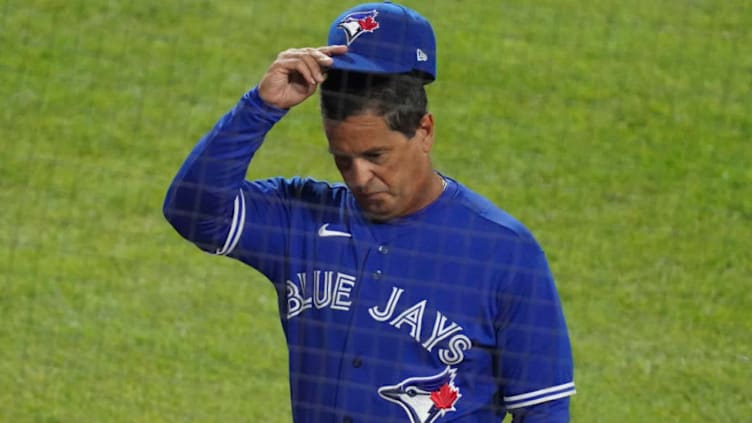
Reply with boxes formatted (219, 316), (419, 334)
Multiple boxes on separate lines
(242, 86), (290, 117)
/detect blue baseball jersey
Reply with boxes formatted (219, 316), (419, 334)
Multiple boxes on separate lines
(163, 87), (575, 423)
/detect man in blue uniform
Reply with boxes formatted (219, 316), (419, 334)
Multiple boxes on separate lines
(163, 2), (575, 422)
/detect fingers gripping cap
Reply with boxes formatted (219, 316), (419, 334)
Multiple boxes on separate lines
(327, 1), (437, 83)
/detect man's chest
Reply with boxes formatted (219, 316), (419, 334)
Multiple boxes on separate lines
(283, 223), (499, 365)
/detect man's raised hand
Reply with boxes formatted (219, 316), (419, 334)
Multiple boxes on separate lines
(258, 45), (348, 109)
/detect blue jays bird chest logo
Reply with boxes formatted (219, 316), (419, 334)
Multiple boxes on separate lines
(337, 10), (380, 45)
(378, 366), (461, 423)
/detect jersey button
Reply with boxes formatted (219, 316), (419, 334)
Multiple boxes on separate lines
(352, 358), (362, 368)
(377, 245), (389, 254)
(373, 270), (382, 280)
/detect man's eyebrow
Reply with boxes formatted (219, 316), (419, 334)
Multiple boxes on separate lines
(328, 147), (390, 157)
(361, 147), (389, 156)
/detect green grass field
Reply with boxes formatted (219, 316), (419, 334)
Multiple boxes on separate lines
(2, 0), (751, 421)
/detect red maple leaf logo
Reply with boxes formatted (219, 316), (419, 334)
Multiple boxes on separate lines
(358, 16), (379, 31)
(430, 383), (459, 410)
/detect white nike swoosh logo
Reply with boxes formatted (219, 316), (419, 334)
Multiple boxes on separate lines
(317, 223), (352, 238)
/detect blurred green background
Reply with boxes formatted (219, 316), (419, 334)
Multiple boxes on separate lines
(1, 0), (750, 421)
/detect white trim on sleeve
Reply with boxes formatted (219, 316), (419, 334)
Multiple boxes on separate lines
(214, 189), (246, 256)
(504, 382), (576, 410)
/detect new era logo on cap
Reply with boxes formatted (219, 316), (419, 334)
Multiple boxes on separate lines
(327, 1), (437, 83)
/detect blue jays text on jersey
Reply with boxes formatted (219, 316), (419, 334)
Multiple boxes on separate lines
(163, 87), (575, 423)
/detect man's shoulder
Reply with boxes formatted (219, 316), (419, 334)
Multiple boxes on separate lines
(446, 178), (537, 244)
(249, 176), (349, 204)
(290, 176), (346, 194)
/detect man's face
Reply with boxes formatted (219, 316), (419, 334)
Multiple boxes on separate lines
(324, 112), (435, 221)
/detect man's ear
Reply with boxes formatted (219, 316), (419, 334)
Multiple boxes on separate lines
(418, 113), (435, 153)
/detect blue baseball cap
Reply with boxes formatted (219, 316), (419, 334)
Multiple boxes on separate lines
(327, 1), (437, 83)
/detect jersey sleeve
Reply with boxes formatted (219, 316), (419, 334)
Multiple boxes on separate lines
(496, 239), (575, 421)
(162, 86), (288, 257)
(221, 176), (311, 282)
(510, 397), (570, 423)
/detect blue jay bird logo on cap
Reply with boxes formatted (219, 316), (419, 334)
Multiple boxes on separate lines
(378, 366), (461, 423)
(337, 10), (380, 45)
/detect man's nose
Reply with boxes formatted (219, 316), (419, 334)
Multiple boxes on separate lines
(346, 158), (373, 191)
